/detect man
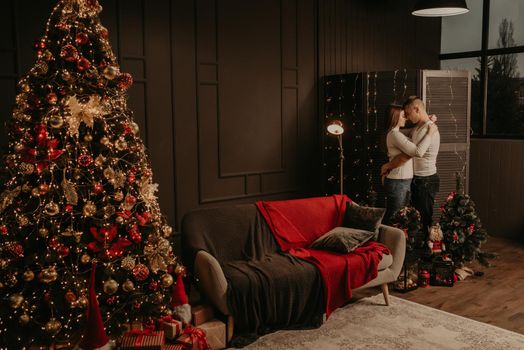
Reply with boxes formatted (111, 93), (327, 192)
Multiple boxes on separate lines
(381, 96), (440, 233)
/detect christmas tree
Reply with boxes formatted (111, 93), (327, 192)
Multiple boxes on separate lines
(0, 0), (183, 348)
(439, 173), (495, 268)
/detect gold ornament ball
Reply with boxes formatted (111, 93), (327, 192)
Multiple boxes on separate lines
(95, 155), (106, 167)
(31, 188), (40, 197)
(114, 191), (124, 202)
(130, 122), (140, 135)
(61, 70), (73, 82)
(44, 318), (62, 335)
(38, 228), (49, 237)
(19, 314), (30, 325)
(122, 279), (135, 292)
(0, 259), (7, 269)
(162, 225), (173, 237)
(100, 137), (110, 146)
(153, 292), (164, 304)
(115, 216), (124, 224)
(14, 143), (24, 153)
(161, 274), (174, 288)
(80, 253), (91, 264)
(103, 279), (119, 295)
(103, 205), (115, 218)
(49, 115), (64, 128)
(84, 133), (93, 142)
(175, 265), (186, 276)
(39, 267), (58, 283)
(38, 183), (49, 195)
(103, 65), (120, 80)
(20, 163), (35, 175)
(115, 139), (128, 151)
(44, 202), (60, 216)
(83, 202), (97, 217)
(76, 296), (88, 308)
(23, 270), (35, 282)
(20, 83), (31, 93)
(9, 294), (24, 309)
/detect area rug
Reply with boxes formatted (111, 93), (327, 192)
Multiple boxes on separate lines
(242, 294), (524, 350)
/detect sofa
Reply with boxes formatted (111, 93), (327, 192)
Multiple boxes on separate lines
(181, 200), (405, 343)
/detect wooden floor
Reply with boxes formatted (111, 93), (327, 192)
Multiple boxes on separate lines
(356, 236), (524, 335)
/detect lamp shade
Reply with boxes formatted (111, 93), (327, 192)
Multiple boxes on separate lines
(412, 0), (469, 17)
(327, 120), (344, 135)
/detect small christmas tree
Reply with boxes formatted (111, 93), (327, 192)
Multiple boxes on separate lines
(0, 0), (184, 348)
(439, 173), (495, 268)
(389, 206), (424, 259)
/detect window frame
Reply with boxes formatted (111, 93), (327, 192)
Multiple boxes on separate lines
(439, 0), (524, 139)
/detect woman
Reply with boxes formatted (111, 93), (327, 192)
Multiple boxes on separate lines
(383, 105), (437, 224)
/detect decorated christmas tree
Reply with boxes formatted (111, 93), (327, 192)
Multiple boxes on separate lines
(0, 0), (184, 348)
(389, 205), (424, 258)
(439, 173), (495, 268)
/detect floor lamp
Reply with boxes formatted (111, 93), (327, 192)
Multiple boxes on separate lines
(327, 120), (345, 195)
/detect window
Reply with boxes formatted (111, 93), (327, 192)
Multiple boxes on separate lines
(440, 0), (524, 138)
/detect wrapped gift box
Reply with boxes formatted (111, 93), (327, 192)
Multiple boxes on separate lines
(161, 318), (183, 340)
(120, 330), (164, 350)
(199, 319), (226, 350)
(191, 305), (214, 326)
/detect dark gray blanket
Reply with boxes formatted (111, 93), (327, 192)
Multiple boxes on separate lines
(181, 204), (324, 346)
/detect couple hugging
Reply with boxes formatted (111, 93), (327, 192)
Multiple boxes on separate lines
(382, 96), (440, 236)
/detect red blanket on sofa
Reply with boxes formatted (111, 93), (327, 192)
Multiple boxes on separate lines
(256, 195), (390, 316)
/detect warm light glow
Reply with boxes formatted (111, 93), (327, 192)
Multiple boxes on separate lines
(412, 7), (469, 16)
(327, 120), (344, 135)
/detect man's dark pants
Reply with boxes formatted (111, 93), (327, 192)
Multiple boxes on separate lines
(411, 173), (440, 234)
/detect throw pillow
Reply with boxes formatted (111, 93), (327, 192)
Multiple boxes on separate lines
(343, 201), (385, 240)
(310, 227), (376, 253)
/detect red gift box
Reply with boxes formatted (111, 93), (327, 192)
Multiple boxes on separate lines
(191, 305), (214, 326)
(173, 325), (211, 350)
(120, 330), (164, 349)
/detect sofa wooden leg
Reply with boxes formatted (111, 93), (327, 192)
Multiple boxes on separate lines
(381, 283), (390, 306)
(227, 315), (234, 343)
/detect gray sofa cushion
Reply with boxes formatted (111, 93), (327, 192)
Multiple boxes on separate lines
(310, 227), (375, 253)
(343, 201), (386, 240)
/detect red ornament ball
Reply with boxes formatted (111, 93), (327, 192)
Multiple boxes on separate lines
(127, 174), (136, 184)
(0, 226), (7, 235)
(132, 302), (141, 310)
(75, 33), (89, 45)
(132, 263), (150, 282)
(125, 195), (137, 206)
(106, 296), (117, 305)
(148, 280), (159, 291)
(58, 245), (70, 257)
(78, 154), (94, 167)
(60, 44), (79, 62)
(99, 26), (110, 40)
(46, 92), (58, 105)
(65, 290), (77, 303)
(34, 40), (46, 50)
(6, 242), (24, 258)
(76, 57), (92, 72)
(117, 73), (134, 90)
(93, 182), (104, 194)
(64, 204), (74, 213)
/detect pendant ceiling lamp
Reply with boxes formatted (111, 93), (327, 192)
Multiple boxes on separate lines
(412, 0), (469, 17)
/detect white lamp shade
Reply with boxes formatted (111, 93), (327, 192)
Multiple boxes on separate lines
(327, 120), (344, 135)
(412, 0), (469, 17)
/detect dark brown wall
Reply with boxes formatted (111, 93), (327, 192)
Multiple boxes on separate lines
(0, 0), (441, 232)
(470, 139), (524, 243)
